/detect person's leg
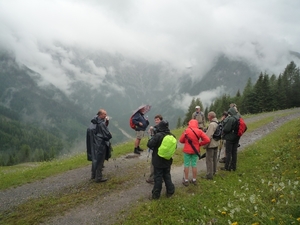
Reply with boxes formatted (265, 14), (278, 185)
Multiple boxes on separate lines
(91, 164), (95, 179)
(163, 167), (175, 197)
(224, 141), (233, 171)
(95, 148), (107, 182)
(191, 154), (198, 183)
(152, 167), (163, 199)
(134, 131), (141, 154)
(212, 147), (218, 175)
(230, 141), (239, 171)
(183, 153), (190, 186)
(146, 157), (154, 183)
(134, 131), (144, 154)
(205, 148), (213, 179)
(134, 138), (141, 148)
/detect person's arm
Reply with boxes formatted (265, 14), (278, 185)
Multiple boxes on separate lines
(147, 133), (159, 149)
(99, 122), (112, 141)
(179, 131), (186, 143)
(132, 113), (143, 127)
(199, 130), (210, 146)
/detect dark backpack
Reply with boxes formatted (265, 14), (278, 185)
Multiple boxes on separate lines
(129, 116), (136, 129)
(234, 117), (247, 137)
(212, 121), (223, 141)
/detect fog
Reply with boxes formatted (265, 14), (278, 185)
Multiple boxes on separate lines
(1, 0), (300, 104)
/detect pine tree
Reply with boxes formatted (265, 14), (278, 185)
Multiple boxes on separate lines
(262, 73), (273, 111)
(176, 117), (182, 128)
(241, 78), (254, 113)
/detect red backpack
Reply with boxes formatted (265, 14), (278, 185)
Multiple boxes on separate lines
(235, 117), (247, 137)
(129, 116), (136, 129)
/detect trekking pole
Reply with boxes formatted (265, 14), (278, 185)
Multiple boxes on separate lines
(217, 139), (223, 161)
(146, 130), (152, 162)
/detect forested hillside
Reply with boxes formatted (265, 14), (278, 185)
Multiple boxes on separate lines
(180, 61), (300, 126)
(0, 54), (89, 166)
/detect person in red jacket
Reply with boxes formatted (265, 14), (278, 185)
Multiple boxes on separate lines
(179, 119), (210, 186)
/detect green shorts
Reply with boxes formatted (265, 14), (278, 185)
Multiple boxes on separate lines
(183, 153), (198, 167)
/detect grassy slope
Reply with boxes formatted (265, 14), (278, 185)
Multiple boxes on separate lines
(116, 118), (300, 224)
(0, 110), (300, 224)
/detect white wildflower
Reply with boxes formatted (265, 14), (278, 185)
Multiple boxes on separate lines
(249, 194), (256, 203)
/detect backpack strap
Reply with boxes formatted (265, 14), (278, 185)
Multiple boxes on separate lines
(184, 133), (201, 159)
(189, 127), (199, 139)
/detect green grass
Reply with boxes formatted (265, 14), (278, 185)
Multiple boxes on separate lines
(0, 110), (300, 224)
(0, 110), (296, 190)
(114, 118), (300, 225)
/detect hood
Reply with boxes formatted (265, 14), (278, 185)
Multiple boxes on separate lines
(188, 119), (199, 128)
(91, 116), (104, 124)
(228, 107), (238, 116)
(91, 116), (98, 124)
(156, 120), (170, 133)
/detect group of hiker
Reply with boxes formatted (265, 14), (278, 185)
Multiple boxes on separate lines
(86, 103), (246, 200)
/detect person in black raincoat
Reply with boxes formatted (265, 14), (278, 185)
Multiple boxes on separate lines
(221, 107), (240, 171)
(86, 109), (112, 183)
(147, 120), (175, 199)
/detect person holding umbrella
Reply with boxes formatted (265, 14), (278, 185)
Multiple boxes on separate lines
(132, 105), (150, 154)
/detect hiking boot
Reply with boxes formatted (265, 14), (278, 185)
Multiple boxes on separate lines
(166, 192), (174, 198)
(219, 157), (226, 163)
(134, 148), (141, 155)
(190, 179), (197, 185)
(182, 179), (189, 187)
(149, 193), (159, 200)
(95, 178), (108, 183)
(138, 146), (144, 152)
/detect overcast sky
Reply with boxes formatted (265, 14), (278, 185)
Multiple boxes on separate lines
(1, 0), (300, 98)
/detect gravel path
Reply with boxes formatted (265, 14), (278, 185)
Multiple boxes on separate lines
(1, 108), (300, 225)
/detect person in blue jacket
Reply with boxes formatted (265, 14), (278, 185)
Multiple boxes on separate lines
(132, 107), (149, 154)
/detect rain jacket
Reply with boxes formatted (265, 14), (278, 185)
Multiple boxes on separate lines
(147, 120), (175, 168)
(179, 119), (210, 154)
(132, 111), (149, 131)
(203, 117), (220, 149)
(222, 107), (240, 142)
(86, 116), (112, 162)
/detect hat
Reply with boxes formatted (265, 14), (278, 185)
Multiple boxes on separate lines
(195, 106), (200, 109)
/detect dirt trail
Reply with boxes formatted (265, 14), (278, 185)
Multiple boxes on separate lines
(1, 108), (300, 225)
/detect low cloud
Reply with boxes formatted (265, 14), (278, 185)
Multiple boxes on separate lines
(0, 0), (300, 94)
(173, 86), (226, 111)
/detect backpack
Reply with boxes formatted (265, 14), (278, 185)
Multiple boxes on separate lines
(234, 117), (247, 137)
(212, 121), (223, 141)
(158, 134), (177, 160)
(129, 116), (136, 129)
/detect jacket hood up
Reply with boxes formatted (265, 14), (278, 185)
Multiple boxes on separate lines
(228, 107), (238, 117)
(156, 120), (170, 133)
(188, 119), (199, 129)
(91, 116), (98, 124)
